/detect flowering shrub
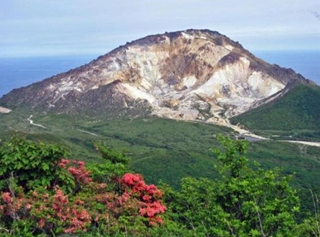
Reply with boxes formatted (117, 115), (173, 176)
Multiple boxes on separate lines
(27, 186), (91, 234)
(59, 159), (92, 185)
(51, 187), (91, 233)
(120, 173), (166, 225)
(0, 191), (26, 219)
(59, 159), (92, 194)
(0, 157), (167, 235)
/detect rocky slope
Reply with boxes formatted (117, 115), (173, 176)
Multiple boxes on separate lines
(0, 106), (11, 114)
(0, 29), (314, 124)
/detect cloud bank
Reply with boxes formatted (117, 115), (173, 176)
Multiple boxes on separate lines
(1, 0), (319, 57)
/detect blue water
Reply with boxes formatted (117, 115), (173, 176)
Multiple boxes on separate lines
(0, 51), (319, 98)
(254, 50), (320, 84)
(0, 55), (97, 98)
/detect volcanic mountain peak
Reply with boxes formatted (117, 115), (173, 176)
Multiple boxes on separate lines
(0, 29), (313, 124)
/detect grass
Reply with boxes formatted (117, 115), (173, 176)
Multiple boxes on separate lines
(231, 83), (320, 140)
(1, 108), (320, 213)
(0, 111), (232, 187)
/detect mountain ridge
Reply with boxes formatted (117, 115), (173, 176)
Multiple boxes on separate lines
(0, 29), (316, 125)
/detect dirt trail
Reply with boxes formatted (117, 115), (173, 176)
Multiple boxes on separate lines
(218, 119), (320, 147)
(27, 115), (47, 129)
(215, 119), (268, 140)
(23, 114), (320, 148)
(281, 140), (320, 148)
(76, 129), (99, 137)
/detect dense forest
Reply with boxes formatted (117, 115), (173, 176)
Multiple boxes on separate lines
(231, 83), (320, 141)
(0, 135), (319, 236)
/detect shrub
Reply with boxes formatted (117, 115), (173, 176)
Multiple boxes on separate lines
(0, 137), (167, 236)
(0, 136), (73, 192)
(165, 135), (300, 236)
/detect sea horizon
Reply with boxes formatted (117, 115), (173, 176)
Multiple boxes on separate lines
(253, 50), (320, 84)
(0, 50), (319, 98)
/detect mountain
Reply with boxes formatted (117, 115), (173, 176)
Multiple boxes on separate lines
(0, 30), (320, 210)
(230, 83), (320, 132)
(0, 29), (315, 126)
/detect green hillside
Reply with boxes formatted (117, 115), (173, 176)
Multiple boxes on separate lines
(231, 83), (320, 140)
(0, 110), (231, 188)
(0, 135), (308, 236)
(1, 109), (320, 202)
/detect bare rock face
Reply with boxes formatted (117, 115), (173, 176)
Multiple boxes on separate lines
(0, 29), (313, 123)
(0, 106), (11, 114)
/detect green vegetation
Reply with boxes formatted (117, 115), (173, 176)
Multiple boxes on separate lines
(1, 107), (320, 216)
(231, 83), (320, 140)
(0, 137), (73, 192)
(0, 110), (233, 187)
(1, 136), (320, 236)
(0, 137), (167, 236)
(164, 135), (300, 236)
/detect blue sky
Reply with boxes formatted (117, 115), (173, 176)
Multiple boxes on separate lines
(1, 0), (320, 57)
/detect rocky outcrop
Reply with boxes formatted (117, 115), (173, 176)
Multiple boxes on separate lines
(0, 106), (11, 114)
(0, 29), (314, 123)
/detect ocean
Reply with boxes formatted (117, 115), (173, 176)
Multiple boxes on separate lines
(253, 50), (320, 84)
(0, 55), (97, 98)
(0, 51), (319, 98)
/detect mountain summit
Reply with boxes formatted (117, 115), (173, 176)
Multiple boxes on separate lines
(0, 29), (313, 124)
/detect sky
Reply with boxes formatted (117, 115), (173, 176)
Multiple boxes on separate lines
(1, 0), (320, 57)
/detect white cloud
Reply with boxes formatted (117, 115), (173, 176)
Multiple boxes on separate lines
(0, 0), (319, 57)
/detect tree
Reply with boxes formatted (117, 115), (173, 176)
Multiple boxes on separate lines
(87, 143), (130, 185)
(165, 135), (300, 236)
(0, 136), (73, 192)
